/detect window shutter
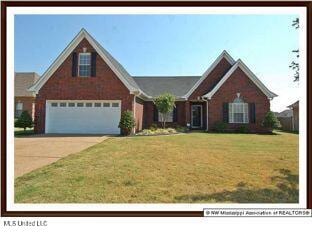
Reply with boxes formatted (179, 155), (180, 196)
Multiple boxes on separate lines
(72, 52), (77, 77)
(153, 105), (158, 122)
(91, 52), (97, 77)
(249, 103), (256, 123)
(223, 103), (229, 123)
(173, 106), (177, 122)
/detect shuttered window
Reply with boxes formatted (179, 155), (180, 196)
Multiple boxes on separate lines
(78, 53), (91, 77)
(158, 110), (174, 122)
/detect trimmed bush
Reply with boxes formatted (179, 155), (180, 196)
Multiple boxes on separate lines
(15, 111), (33, 131)
(214, 122), (228, 133)
(149, 123), (158, 131)
(118, 110), (136, 136)
(236, 125), (249, 133)
(262, 111), (281, 132)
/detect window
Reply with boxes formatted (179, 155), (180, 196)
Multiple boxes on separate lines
(103, 103), (110, 107)
(68, 103), (75, 107)
(86, 103), (92, 107)
(229, 97), (249, 123)
(51, 102), (58, 107)
(16, 102), (23, 110)
(78, 53), (91, 77)
(60, 102), (67, 107)
(94, 103), (101, 107)
(77, 103), (84, 107)
(158, 110), (173, 122)
(112, 103), (119, 107)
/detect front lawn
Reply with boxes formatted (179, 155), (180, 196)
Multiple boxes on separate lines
(15, 132), (298, 203)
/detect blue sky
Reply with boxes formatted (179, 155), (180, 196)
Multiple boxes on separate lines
(15, 14), (299, 111)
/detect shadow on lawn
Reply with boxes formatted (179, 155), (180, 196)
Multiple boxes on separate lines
(174, 169), (298, 203)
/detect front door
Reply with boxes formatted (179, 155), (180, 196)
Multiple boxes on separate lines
(191, 105), (202, 128)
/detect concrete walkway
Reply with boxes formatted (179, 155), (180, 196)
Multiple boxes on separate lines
(15, 135), (107, 177)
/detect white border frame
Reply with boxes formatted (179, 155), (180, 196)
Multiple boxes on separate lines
(6, 6), (307, 212)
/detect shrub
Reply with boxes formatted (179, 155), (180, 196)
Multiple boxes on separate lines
(15, 111), (33, 131)
(149, 123), (158, 131)
(175, 125), (188, 133)
(262, 111), (281, 131)
(214, 122), (227, 133)
(118, 110), (136, 136)
(236, 125), (249, 133)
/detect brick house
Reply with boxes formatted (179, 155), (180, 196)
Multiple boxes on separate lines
(29, 29), (277, 134)
(15, 72), (39, 119)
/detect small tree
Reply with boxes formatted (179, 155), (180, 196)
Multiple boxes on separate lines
(262, 111), (281, 132)
(154, 93), (176, 128)
(118, 110), (136, 136)
(15, 111), (33, 131)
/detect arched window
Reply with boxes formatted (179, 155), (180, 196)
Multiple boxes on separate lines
(229, 94), (249, 123)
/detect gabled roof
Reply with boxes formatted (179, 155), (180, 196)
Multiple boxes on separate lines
(287, 100), (299, 109)
(203, 59), (278, 99)
(133, 76), (200, 98)
(15, 72), (40, 97)
(29, 29), (142, 94)
(183, 50), (235, 99)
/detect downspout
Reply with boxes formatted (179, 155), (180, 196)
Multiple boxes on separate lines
(133, 94), (136, 134)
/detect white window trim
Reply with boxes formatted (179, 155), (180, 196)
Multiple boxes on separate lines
(78, 52), (91, 77)
(229, 103), (249, 124)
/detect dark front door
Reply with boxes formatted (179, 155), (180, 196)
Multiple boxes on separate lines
(191, 105), (202, 128)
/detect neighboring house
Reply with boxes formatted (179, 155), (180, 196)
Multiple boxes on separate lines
(288, 101), (299, 131)
(29, 29), (277, 134)
(275, 101), (299, 132)
(275, 109), (293, 131)
(15, 72), (39, 119)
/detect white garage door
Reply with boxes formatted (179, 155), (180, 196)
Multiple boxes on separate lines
(46, 100), (121, 134)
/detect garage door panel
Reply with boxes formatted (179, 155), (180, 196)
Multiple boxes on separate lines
(46, 101), (121, 134)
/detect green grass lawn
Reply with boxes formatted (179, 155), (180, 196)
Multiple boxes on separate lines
(15, 132), (299, 203)
(14, 127), (34, 137)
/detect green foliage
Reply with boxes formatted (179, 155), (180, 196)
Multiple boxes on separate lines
(175, 125), (188, 133)
(213, 122), (228, 133)
(136, 128), (177, 136)
(154, 93), (176, 128)
(236, 125), (249, 133)
(118, 110), (136, 136)
(149, 123), (158, 131)
(262, 111), (281, 131)
(15, 111), (33, 131)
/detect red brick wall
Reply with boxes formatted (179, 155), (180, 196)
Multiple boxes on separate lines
(189, 58), (232, 100)
(134, 97), (144, 131)
(35, 38), (134, 133)
(15, 96), (35, 119)
(208, 67), (270, 132)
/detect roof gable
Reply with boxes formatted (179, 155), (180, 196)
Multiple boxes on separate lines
(29, 29), (140, 93)
(203, 59), (277, 99)
(183, 50), (235, 98)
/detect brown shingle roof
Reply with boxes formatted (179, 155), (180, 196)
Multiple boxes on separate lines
(15, 72), (39, 97)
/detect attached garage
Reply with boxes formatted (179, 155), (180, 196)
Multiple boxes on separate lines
(45, 100), (121, 134)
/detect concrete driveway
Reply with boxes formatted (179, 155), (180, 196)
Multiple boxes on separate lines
(15, 135), (107, 177)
